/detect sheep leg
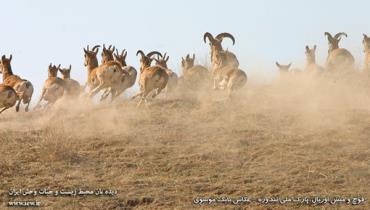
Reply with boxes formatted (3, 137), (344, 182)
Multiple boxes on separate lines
(144, 98), (149, 108)
(15, 99), (21, 112)
(89, 82), (105, 98)
(213, 78), (219, 90)
(137, 92), (149, 107)
(100, 88), (111, 101)
(34, 89), (46, 110)
(110, 89), (118, 103)
(113, 88), (126, 101)
(137, 96), (144, 107)
(25, 101), (30, 112)
(0, 106), (9, 114)
(131, 92), (143, 100)
(151, 88), (163, 99)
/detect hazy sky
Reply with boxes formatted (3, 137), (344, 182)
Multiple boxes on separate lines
(0, 0), (369, 99)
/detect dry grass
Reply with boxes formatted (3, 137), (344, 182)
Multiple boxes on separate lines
(1, 71), (370, 210)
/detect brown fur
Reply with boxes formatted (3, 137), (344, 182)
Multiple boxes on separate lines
(0, 84), (18, 114)
(363, 34), (370, 73)
(100, 49), (136, 102)
(213, 50), (247, 97)
(154, 53), (178, 93)
(83, 45), (123, 98)
(204, 32), (239, 89)
(0, 55), (33, 112)
(59, 65), (81, 97)
(325, 32), (355, 71)
(180, 54), (210, 90)
(276, 62), (292, 73)
(203, 32), (239, 71)
(35, 64), (65, 108)
(132, 50), (169, 106)
(304, 45), (325, 73)
(101, 44), (115, 64)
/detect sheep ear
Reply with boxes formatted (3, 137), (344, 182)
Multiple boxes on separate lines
(364, 34), (368, 39)
(305, 46), (310, 51)
(313, 45), (317, 51)
(275, 62), (281, 68)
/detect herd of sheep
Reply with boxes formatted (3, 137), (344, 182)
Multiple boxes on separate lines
(0, 31), (369, 113)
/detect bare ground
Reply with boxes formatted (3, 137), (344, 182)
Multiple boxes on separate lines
(0, 72), (370, 210)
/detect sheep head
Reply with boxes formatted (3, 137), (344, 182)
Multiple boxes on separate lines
(59, 65), (72, 79)
(83, 45), (100, 67)
(136, 50), (162, 71)
(155, 52), (169, 69)
(275, 62), (292, 72)
(325, 32), (347, 52)
(181, 53), (195, 71)
(48, 63), (61, 78)
(363, 34), (370, 52)
(203, 32), (235, 52)
(102, 44), (115, 64)
(305, 45), (317, 64)
(0, 54), (12, 74)
(114, 49), (128, 66)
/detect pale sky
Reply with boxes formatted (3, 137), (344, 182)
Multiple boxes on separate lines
(0, 0), (369, 99)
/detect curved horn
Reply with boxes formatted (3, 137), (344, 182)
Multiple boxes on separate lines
(92, 45), (100, 53)
(192, 54), (195, 60)
(121, 49), (126, 56)
(86, 45), (90, 51)
(216, 32), (235, 45)
(203, 32), (215, 43)
(9, 54), (12, 61)
(334, 32), (347, 40)
(136, 50), (145, 58)
(146, 51), (162, 58)
(69, 64), (72, 70)
(324, 32), (334, 40)
(115, 48), (119, 57)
